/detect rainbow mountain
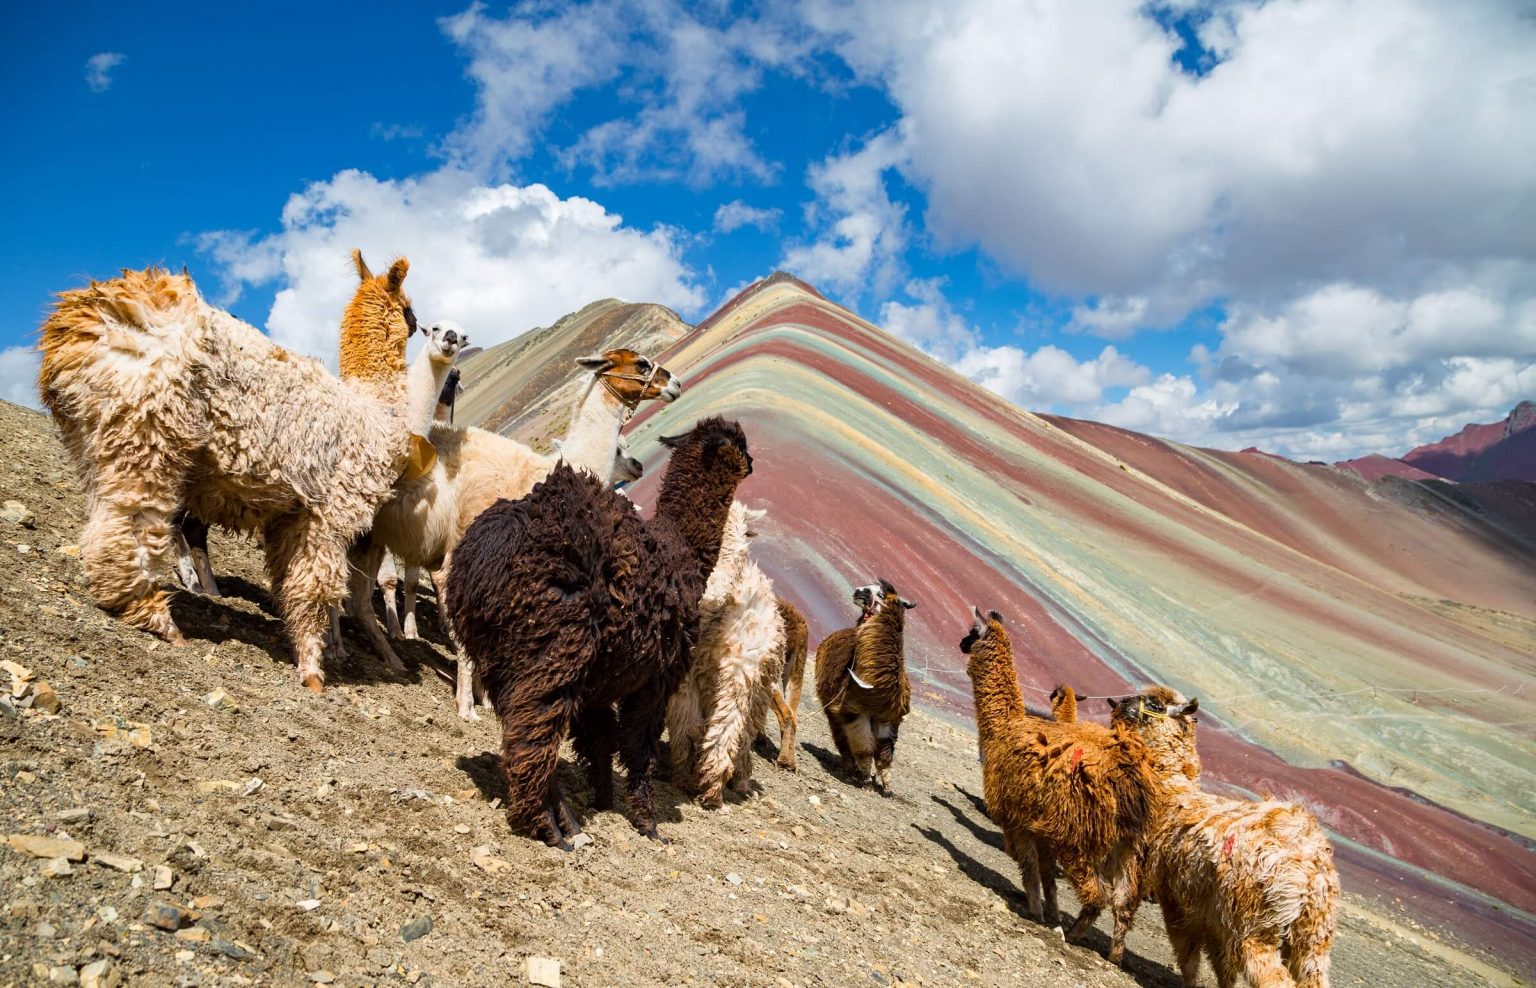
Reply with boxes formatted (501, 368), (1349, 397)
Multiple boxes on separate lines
(457, 273), (1536, 974)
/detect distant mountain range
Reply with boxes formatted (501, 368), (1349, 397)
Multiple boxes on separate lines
(1337, 401), (1536, 482)
(457, 273), (1536, 968)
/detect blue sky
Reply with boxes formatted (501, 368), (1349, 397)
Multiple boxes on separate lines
(3, 0), (1532, 460)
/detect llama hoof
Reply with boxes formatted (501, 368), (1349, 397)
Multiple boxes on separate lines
(301, 674), (325, 694)
(775, 757), (797, 772)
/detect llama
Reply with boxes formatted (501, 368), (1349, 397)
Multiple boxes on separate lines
(447, 417), (753, 845)
(813, 579), (915, 791)
(1050, 685), (1079, 723)
(758, 597), (809, 771)
(404, 320), (466, 434)
(351, 348), (681, 716)
(960, 606), (1160, 963)
(666, 501), (786, 808)
(37, 266), (419, 692)
(1112, 688), (1340, 988)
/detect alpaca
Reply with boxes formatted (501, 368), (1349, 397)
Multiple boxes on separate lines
(814, 580), (915, 791)
(38, 266), (419, 691)
(169, 252), (428, 601)
(667, 501), (786, 808)
(759, 597), (809, 771)
(960, 607), (1160, 963)
(1112, 688), (1340, 988)
(404, 320), (466, 435)
(447, 417), (753, 845)
(352, 348), (681, 716)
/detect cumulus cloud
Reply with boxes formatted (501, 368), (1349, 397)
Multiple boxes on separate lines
(0, 346), (41, 410)
(442, 1), (806, 185)
(881, 280), (1151, 410)
(713, 200), (782, 233)
(808, 0), (1536, 316)
(779, 131), (909, 298)
(196, 168), (702, 364)
(84, 52), (124, 93)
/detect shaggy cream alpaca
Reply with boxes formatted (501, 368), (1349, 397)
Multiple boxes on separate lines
(667, 501), (787, 808)
(38, 267), (415, 692)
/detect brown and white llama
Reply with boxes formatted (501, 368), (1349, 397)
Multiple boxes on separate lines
(1111, 687), (1340, 988)
(960, 607), (1160, 963)
(351, 348), (681, 717)
(813, 579), (916, 791)
(37, 265), (420, 692)
(447, 417), (753, 846)
(667, 501), (786, 808)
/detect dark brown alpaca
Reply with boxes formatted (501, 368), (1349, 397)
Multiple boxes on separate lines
(446, 417), (752, 846)
(962, 607), (1160, 964)
(760, 597), (809, 771)
(813, 579), (915, 791)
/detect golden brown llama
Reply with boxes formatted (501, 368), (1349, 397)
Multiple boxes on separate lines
(814, 579), (915, 791)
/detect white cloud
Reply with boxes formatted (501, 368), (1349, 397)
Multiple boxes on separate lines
(880, 279), (1152, 410)
(442, 1), (806, 185)
(197, 168), (702, 365)
(779, 131), (909, 298)
(0, 346), (41, 410)
(84, 52), (124, 93)
(808, 0), (1536, 321)
(713, 200), (782, 233)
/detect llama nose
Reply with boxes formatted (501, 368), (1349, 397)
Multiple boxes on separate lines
(444, 330), (459, 345)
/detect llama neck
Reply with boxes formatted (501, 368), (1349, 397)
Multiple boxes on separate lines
(338, 287), (409, 410)
(655, 465), (739, 580)
(558, 376), (624, 481)
(405, 352), (451, 436)
(969, 638), (1027, 741)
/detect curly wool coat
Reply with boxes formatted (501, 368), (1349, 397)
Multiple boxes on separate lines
(666, 501), (786, 808)
(1113, 689), (1339, 988)
(446, 417), (752, 846)
(813, 579), (914, 790)
(962, 609), (1160, 964)
(37, 267), (414, 692)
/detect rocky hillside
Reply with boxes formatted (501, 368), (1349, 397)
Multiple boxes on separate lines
(1337, 401), (1536, 483)
(0, 398), (1518, 986)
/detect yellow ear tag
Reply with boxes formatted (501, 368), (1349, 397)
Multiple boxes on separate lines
(403, 434), (437, 481)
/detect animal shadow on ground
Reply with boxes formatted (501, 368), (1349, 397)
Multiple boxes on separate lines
(801, 741), (909, 801)
(456, 747), (693, 843)
(920, 803), (1180, 988)
(169, 575), (430, 689)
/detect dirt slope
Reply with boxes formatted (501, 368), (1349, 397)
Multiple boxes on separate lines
(0, 400), (1516, 987)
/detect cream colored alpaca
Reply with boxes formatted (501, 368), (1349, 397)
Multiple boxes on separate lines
(350, 349), (681, 716)
(667, 502), (787, 808)
(1113, 688), (1340, 988)
(404, 320), (466, 435)
(38, 267), (415, 692)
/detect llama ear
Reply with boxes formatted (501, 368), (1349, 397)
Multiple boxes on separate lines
(988, 609), (1003, 623)
(879, 578), (897, 596)
(352, 249), (373, 283)
(385, 257), (410, 295)
(743, 507), (767, 526)
(1172, 697), (1199, 717)
(900, 597), (916, 609)
(576, 354), (613, 371)
(657, 432), (686, 449)
(1105, 697), (1120, 712)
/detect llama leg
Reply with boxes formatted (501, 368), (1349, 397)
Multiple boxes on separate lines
(380, 556), (403, 638)
(181, 512), (220, 596)
(1288, 892), (1336, 988)
(494, 674), (583, 847)
(401, 565), (420, 639)
(618, 686), (670, 838)
(1212, 940), (1242, 988)
(1241, 939), (1294, 988)
(845, 713), (876, 784)
(1002, 828), (1043, 920)
(1161, 901), (1202, 987)
(1063, 856), (1107, 944)
(323, 604), (347, 665)
(172, 525), (202, 594)
(572, 705), (618, 814)
(825, 705), (857, 776)
(873, 720), (898, 793)
(696, 657), (757, 809)
(665, 679), (703, 793)
(769, 686), (798, 771)
(78, 474), (185, 644)
(1034, 839), (1060, 928)
(346, 542), (404, 674)
(262, 516), (346, 692)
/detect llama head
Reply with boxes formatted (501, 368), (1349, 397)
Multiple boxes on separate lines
(344, 249), (417, 380)
(851, 583), (883, 622)
(657, 416), (753, 480)
(960, 605), (1008, 675)
(1108, 686), (1200, 780)
(1049, 685), (1079, 723)
(576, 349), (683, 409)
(871, 578), (916, 615)
(423, 320), (466, 365)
